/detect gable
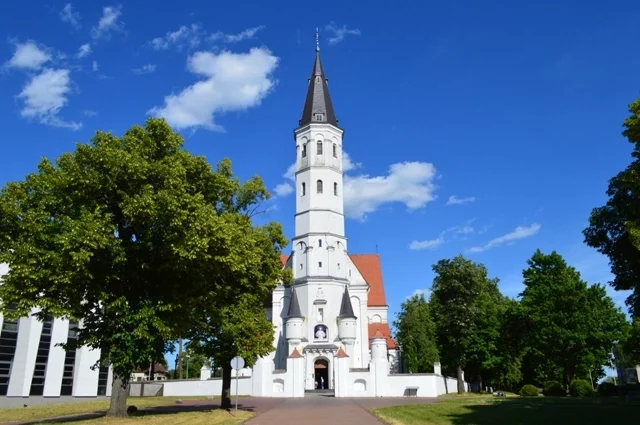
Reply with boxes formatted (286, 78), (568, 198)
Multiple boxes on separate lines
(349, 254), (387, 307)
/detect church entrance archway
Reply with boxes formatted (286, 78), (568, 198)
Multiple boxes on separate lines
(314, 359), (329, 390)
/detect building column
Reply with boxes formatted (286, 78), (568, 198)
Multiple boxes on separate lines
(7, 312), (43, 397)
(43, 318), (70, 397)
(72, 345), (101, 397)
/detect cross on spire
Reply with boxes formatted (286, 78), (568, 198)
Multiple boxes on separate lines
(315, 28), (320, 52)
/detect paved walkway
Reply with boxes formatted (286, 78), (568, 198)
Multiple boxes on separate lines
(245, 396), (438, 425)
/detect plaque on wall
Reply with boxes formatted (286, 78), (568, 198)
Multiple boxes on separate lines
(314, 324), (328, 341)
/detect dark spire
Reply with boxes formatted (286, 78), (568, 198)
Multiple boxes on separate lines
(338, 286), (357, 319)
(298, 31), (338, 128)
(286, 286), (303, 319)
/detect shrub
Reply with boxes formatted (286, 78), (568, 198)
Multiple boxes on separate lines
(570, 379), (594, 397)
(597, 382), (618, 397)
(543, 381), (566, 397)
(520, 384), (539, 397)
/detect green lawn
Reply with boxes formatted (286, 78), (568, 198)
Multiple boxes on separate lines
(2, 396), (215, 424)
(374, 396), (639, 425)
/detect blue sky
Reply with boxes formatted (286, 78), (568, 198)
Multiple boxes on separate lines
(1, 1), (640, 365)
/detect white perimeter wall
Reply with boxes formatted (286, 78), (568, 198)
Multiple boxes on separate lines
(162, 377), (253, 397)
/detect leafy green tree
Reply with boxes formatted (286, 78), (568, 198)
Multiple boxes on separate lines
(0, 118), (288, 416)
(430, 255), (496, 393)
(463, 277), (504, 391)
(176, 341), (210, 379)
(393, 293), (439, 373)
(519, 250), (628, 389)
(189, 291), (286, 408)
(492, 298), (526, 390)
(584, 98), (640, 317)
(623, 318), (640, 365)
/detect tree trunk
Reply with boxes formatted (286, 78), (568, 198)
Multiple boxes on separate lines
(221, 365), (232, 409)
(456, 365), (465, 394)
(478, 374), (483, 393)
(178, 338), (183, 379)
(150, 362), (155, 381)
(106, 374), (129, 417)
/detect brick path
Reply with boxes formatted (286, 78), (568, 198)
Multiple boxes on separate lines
(245, 396), (438, 425)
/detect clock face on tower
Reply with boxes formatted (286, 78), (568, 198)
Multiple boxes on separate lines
(314, 324), (328, 341)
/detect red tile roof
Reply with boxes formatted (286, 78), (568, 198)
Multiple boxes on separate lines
(368, 323), (397, 349)
(349, 254), (387, 307)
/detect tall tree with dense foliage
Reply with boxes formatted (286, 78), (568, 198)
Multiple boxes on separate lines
(430, 255), (496, 393)
(393, 293), (439, 373)
(584, 98), (640, 317)
(0, 118), (288, 416)
(519, 250), (628, 388)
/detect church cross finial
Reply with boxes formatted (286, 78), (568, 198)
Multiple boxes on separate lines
(315, 28), (320, 52)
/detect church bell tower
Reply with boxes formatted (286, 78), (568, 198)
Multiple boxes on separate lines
(291, 33), (348, 282)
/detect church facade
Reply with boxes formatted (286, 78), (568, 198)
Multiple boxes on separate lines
(264, 44), (399, 392)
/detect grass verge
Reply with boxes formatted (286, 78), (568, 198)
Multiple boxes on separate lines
(34, 409), (253, 425)
(373, 395), (639, 425)
(3, 396), (214, 424)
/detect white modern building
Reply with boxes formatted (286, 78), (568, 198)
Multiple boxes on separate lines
(0, 43), (468, 400)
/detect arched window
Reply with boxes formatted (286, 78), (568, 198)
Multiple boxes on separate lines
(302, 144), (307, 158)
(301, 182), (306, 196)
(333, 143), (337, 158)
(316, 141), (323, 155)
(317, 180), (323, 194)
(333, 182), (338, 196)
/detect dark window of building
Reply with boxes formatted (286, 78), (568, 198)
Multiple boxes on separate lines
(0, 304), (19, 396)
(316, 141), (323, 155)
(317, 180), (323, 194)
(29, 314), (54, 395)
(333, 144), (337, 158)
(318, 239), (322, 247)
(302, 144), (307, 158)
(60, 321), (79, 396)
(334, 182), (338, 196)
(302, 183), (306, 196)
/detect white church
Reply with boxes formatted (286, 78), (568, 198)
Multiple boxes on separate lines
(0, 45), (468, 400)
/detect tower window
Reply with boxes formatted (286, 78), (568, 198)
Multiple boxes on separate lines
(318, 239), (322, 247)
(318, 261), (323, 268)
(333, 143), (337, 158)
(302, 182), (306, 196)
(302, 144), (307, 158)
(300, 263), (303, 270)
(334, 182), (338, 196)
(317, 180), (323, 194)
(315, 113), (323, 121)
(316, 141), (323, 155)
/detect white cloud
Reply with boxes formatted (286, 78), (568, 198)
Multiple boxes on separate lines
(149, 47), (278, 131)
(468, 223), (541, 253)
(273, 183), (294, 197)
(406, 288), (431, 300)
(59, 3), (81, 29)
(133, 64), (156, 75)
(409, 237), (444, 251)
(18, 68), (81, 130)
(83, 110), (98, 117)
(210, 26), (266, 43)
(344, 162), (437, 220)
(6, 41), (51, 70)
(324, 22), (361, 45)
(342, 152), (361, 172)
(92, 60), (98, 72)
(76, 43), (91, 58)
(446, 195), (476, 206)
(151, 24), (204, 50)
(91, 5), (124, 40)
(274, 153), (436, 220)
